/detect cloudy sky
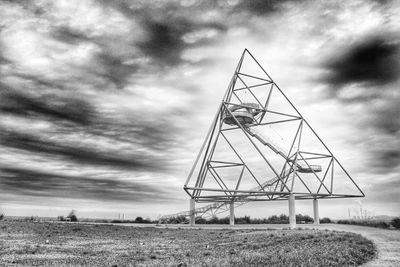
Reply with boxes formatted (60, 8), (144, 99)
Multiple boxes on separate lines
(0, 0), (399, 219)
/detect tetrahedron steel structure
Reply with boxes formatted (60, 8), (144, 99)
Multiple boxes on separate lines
(184, 49), (364, 206)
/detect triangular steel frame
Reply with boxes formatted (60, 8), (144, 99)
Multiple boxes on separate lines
(184, 49), (364, 205)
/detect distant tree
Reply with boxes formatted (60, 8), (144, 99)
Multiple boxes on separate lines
(268, 215), (279, 223)
(208, 216), (220, 224)
(0, 213), (4, 220)
(304, 215), (314, 223)
(236, 216), (251, 224)
(67, 210), (78, 222)
(391, 217), (400, 229)
(279, 214), (289, 223)
(175, 215), (186, 224)
(218, 217), (230, 224)
(195, 217), (207, 224)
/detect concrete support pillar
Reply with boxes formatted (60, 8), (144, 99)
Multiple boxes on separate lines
(189, 198), (195, 226)
(229, 203), (235, 226)
(313, 198), (319, 225)
(288, 193), (296, 229)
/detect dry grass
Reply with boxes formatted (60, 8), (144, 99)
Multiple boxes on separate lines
(0, 221), (376, 266)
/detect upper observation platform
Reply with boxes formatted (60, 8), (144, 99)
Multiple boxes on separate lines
(222, 103), (262, 126)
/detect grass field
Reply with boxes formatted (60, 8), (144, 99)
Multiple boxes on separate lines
(0, 221), (376, 266)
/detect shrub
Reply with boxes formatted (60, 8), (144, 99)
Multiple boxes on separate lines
(67, 210), (78, 222)
(24, 216), (36, 222)
(160, 213), (319, 225)
(134, 216), (152, 223)
(337, 219), (390, 229)
(296, 214), (314, 224)
(391, 217), (400, 229)
(0, 214), (4, 220)
(135, 216), (144, 223)
(374, 221), (390, 229)
(320, 217), (332, 224)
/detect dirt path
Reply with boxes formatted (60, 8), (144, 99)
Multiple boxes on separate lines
(156, 223), (400, 266)
(309, 224), (400, 267)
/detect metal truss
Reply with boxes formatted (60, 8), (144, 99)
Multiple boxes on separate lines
(159, 177), (277, 223)
(172, 49), (364, 220)
(158, 202), (234, 224)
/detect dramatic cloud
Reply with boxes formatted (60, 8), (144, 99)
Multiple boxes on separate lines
(0, 130), (157, 170)
(0, 167), (172, 202)
(321, 34), (400, 171)
(136, 13), (226, 66)
(324, 36), (400, 87)
(138, 19), (194, 66)
(0, 86), (95, 126)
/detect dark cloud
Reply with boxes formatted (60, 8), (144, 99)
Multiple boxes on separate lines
(0, 167), (171, 202)
(365, 177), (400, 203)
(234, 0), (295, 15)
(95, 0), (137, 18)
(48, 20), (222, 88)
(1, 0), (45, 16)
(12, 73), (67, 91)
(0, 77), (181, 155)
(0, 86), (94, 126)
(93, 51), (138, 88)
(0, 130), (158, 171)
(324, 36), (400, 87)
(367, 107), (400, 169)
(51, 26), (90, 45)
(371, 0), (392, 6)
(92, 1), (227, 67)
(96, 0), (190, 66)
(51, 25), (138, 88)
(371, 101), (400, 135)
(321, 36), (400, 171)
(51, 27), (138, 89)
(138, 19), (192, 66)
(87, 117), (180, 152)
(371, 149), (400, 170)
(0, 34), (10, 64)
(0, 53), (10, 65)
(138, 17), (225, 66)
(367, 144), (400, 172)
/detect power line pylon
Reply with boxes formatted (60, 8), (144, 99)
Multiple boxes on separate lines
(183, 49), (364, 228)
